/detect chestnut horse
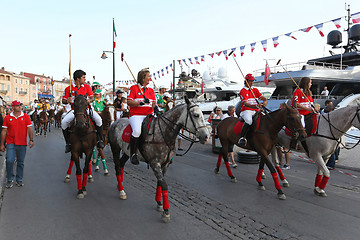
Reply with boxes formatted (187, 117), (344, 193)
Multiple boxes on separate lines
(55, 108), (64, 128)
(38, 109), (48, 137)
(215, 104), (307, 200)
(69, 94), (97, 199)
(108, 97), (210, 222)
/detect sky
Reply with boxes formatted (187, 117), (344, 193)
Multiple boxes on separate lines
(1, 0), (360, 89)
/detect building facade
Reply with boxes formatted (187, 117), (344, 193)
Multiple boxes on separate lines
(0, 68), (12, 103)
(12, 73), (31, 105)
(53, 79), (70, 101)
(23, 72), (54, 99)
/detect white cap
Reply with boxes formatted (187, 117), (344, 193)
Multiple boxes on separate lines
(158, 85), (167, 90)
(163, 92), (171, 98)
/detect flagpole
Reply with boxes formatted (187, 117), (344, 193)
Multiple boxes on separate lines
(69, 34), (72, 92)
(112, 18), (115, 101)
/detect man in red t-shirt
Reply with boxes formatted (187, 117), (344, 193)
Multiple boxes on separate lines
(0, 100), (34, 188)
(238, 74), (268, 147)
(61, 70), (104, 153)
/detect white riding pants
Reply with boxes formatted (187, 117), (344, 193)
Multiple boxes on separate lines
(240, 110), (257, 125)
(129, 115), (146, 138)
(61, 109), (102, 130)
(300, 115), (305, 128)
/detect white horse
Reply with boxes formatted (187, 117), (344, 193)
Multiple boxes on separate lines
(271, 104), (360, 197)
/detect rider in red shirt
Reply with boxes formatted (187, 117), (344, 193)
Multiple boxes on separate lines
(61, 70), (104, 153)
(127, 68), (156, 165)
(292, 77), (315, 126)
(238, 74), (268, 147)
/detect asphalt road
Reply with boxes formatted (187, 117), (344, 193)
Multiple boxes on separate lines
(0, 127), (360, 240)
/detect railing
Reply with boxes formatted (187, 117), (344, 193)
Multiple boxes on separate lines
(253, 61), (348, 76)
(19, 91), (28, 95)
(0, 90), (8, 94)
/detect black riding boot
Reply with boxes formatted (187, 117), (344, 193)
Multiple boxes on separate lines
(62, 128), (71, 153)
(130, 136), (140, 165)
(238, 123), (251, 147)
(95, 125), (105, 149)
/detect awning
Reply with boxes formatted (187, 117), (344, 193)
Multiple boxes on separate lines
(38, 94), (55, 98)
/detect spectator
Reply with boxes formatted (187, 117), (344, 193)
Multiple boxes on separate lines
(213, 107), (223, 119)
(321, 100), (334, 115)
(277, 146), (290, 169)
(0, 100), (34, 188)
(221, 105), (238, 168)
(114, 89), (125, 120)
(321, 86), (329, 96)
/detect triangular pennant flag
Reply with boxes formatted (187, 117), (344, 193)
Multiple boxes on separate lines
(161, 69), (164, 76)
(352, 12), (360, 23)
(170, 63), (173, 71)
(250, 42), (256, 52)
(194, 56), (200, 64)
(272, 36), (279, 48)
(240, 46), (245, 56)
(216, 51), (222, 56)
(300, 26), (313, 32)
(261, 40), (267, 52)
(201, 55), (205, 62)
(153, 73), (156, 80)
(223, 50), (228, 60)
(285, 32), (297, 40)
(315, 23), (324, 37)
(231, 48), (237, 57)
(178, 60), (181, 65)
(182, 59), (188, 66)
(208, 53), (214, 58)
(264, 61), (270, 86)
(332, 18), (341, 29)
(188, 58), (193, 64)
(166, 66), (169, 74)
(157, 71), (160, 78)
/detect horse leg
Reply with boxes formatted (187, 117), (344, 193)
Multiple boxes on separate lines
(313, 155), (330, 197)
(222, 147), (236, 182)
(214, 154), (222, 174)
(72, 154), (84, 199)
(64, 159), (74, 183)
(81, 152), (93, 196)
(88, 161), (94, 183)
(151, 163), (170, 223)
(256, 160), (266, 190)
(92, 148), (97, 165)
(112, 144), (127, 200)
(271, 147), (289, 187)
(262, 155), (286, 200)
(95, 150), (101, 172)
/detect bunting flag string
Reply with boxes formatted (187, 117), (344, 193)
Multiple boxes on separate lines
(188, 58), (193, 64)
(332, 18), (342, 29)
(315, 23), (324, 37)
(208, 53), (215, 58)
(201, 55), (205, 62)
(223, 50), (228, 60)
(231, 48), (237, 57)
(166, 66), (169, 74)
(300, 26), (313, 32)
(161, 69), (164, 76)
(250, 42), (256, 52)
(240, 46), (245, 56)
(272, 36), (279, 48)
(352, 12), (360, 23)
(216, 51), (222, 56)
(285, 32), (297, 40)
(261, 40), (267, 52)
(194, 56), (200, 64)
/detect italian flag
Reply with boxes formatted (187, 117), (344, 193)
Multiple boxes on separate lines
(113, 19), (117, 49)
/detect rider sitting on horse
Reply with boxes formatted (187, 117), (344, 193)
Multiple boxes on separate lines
(155, 85), (167, 114)
(238, 73), (268, 147)
(28, 99), (39, 119)
(37, 99), (50, 116)
(127, 68), (156, 165)
(292, 77), (315, 127)
(61, 69), (104, 153)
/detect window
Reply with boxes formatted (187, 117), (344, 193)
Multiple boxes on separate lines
(20, 79), (23, 84)
(15, 87), (18, 93)
(15, 78), (17, 83)
(44, 85), (46, 91)
(7, 85), (9, 91)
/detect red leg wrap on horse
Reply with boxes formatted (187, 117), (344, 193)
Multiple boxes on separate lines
(256, 169), (264, 183)
(271, 173), (281, 190)
(224, 162), (234, 177)
(315, 174), (323, 187)
(155, 186), (162, 202)
(319, 176), (329, 190)
(88, 162), (92, 175)
(76, 175), (82, 190)
(162, 190), (169, 210)
(275, 166), (285, 181)
(82, 173), (88, 187)
(67, 160), (74, 175)
(116, 175), (123, 191)
(216, 155), (222, 168)
(120, 167), (124, 181)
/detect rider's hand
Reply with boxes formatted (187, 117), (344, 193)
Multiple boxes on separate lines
(143, 98), (150, 104)
(139, 102), (145, 106)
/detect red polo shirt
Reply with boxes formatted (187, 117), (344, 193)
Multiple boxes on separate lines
(239, 87), (262, 112)
(2, 112), (32, 146)
(127, 84), (156, 117)
(63, 83), (93, 109)
(292, 88), (314, 115)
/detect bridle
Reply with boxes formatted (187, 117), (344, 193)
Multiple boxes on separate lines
(74, 97), (90, 128)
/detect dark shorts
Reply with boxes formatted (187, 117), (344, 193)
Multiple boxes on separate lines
(228, 144), (234, 153)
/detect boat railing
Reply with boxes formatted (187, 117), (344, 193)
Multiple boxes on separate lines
(269, 94), (343, 100)
(254, 61), (348, 76)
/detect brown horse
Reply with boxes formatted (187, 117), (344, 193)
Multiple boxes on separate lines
(93, 105), (115, 175)
(38, 109), (48, 137)
(48, 109), (55, 128)
(215, 103), (307, 199)
(69, 94), (97, 199)
(55, 108), (64, 128)
(31, 108), (39, 135)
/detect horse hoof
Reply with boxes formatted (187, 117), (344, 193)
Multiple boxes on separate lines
(262, 174), (266, 179)
(162, 211), (170, 223)
(88, 176), (94, 183)
(64, 176), (70, 183)
(278, 194), (286, 200)
(104, 172), (110, 176)
(157, 204), (163, 212)
(258, 186), (266, 191)
(214, 168), (219, 174)
(231, 177), (237, 183)
(95, 168), (100, 172)
(314, 188), (327, 197)
(282, 180), (290, 188)
(119, 190), (127, 200)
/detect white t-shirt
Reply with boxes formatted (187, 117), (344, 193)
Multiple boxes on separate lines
(221, 113), (238, 120)
(321, 90), (329, 96)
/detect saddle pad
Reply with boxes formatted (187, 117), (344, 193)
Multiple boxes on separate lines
(233, 114), (261, 135)
(122, 124), (132, 143)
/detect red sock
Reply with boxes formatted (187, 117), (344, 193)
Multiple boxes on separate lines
(82, 173), (88, 187)
(224, 162), (234, 177)
(216, 155), (222, 168)
(155, 186), (162, 202)
(319, 176), (330, 190)
(315, 174), (323, 187)
(67, 160), (74, 175)
(162, 190), (169, 210)
(271, 172), (281, 190)
(275, 166), (285, 181)
(256, 169), (264, 183)
(76, 175), (82, 190)
(116, 175), (123, 191)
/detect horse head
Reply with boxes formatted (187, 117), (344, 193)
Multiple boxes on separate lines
(183, 96), (210, 144)
(281, 103), (307, 142)
(73, 93), (89, 130)
(101, 105), (115, 128)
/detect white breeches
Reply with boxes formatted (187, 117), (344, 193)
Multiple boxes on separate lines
(116, 111), (123, 120)
(61, 109), (102, 130)
(129, 115), (146, 138)
(300, 115), (305, 127)
(240, 110), (257, 125)
(29, 110), (35, 115)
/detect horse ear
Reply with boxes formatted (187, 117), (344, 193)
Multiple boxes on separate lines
(184, 96), (191, 105)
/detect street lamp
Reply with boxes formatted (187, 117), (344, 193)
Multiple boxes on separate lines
(101, 50), (115, 101)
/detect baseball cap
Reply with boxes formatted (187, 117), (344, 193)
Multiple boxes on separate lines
(116, 89), (124, 94)
(12, 100), (21, 106)
(94, 89), (102, 94)
(245, 74), (255, 81)
(92, 81), (101, 86)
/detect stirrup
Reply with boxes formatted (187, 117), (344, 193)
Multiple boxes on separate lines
(130, 154), (139, 165)
(238, 137), (247, 147)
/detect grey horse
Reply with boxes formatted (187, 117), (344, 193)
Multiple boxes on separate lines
(271, 104), (360, 197)
(108, 97), (210, 222)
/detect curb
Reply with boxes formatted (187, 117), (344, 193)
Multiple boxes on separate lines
(0, 152), (6, 207)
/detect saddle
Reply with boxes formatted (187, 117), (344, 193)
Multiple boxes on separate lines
(121, 115), (154, 143)
(233, 112), (261, 136)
